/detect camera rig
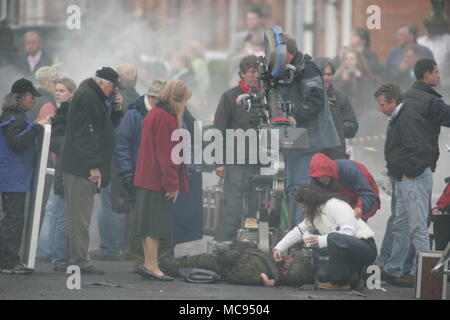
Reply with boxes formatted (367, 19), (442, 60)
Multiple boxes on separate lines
(238, 26), (309, 251)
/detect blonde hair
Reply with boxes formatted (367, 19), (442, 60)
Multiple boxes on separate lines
(56, 77), (77, 94)
(35, 66), (59, 86)
(116, 64), (137, 88)
(158, 80), (192, 128)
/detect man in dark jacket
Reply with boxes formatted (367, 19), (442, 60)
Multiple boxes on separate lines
(316, 58), (358, 159)
(374, 83), (433, 288)
(61, 67), (123, 274)
(404, 58), (450, 171)
(19, 31), (54, 79)
(281, 37), (340, 225)
(213, 55), (261, 242)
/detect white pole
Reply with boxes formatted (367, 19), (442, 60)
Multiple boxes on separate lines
(325, 0), (338, 58)
(342, 0), (353, 47)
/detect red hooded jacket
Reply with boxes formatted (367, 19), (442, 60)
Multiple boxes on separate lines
(309, 153), (380, 219)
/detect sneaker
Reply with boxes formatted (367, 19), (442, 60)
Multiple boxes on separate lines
(80, 265), (105, 275)
(318, 282), (351, 290)
(392, 274), (415, 288)
(1, 264), (34, 274)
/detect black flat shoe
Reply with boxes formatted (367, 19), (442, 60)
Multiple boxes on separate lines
(141, 267), (174, 281)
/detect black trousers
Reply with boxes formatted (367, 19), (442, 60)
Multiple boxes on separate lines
(327, 232), (377, 285)
(0, 192), (27, 267)
(433, 215), (450, 251)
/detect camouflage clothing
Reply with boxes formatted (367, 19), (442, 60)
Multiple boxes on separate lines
(160, 241), (315, 286)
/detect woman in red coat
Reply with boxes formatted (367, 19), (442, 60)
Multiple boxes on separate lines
(133, 80), (191, 281)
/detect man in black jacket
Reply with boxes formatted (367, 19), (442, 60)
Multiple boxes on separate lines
(404, 58), (450, 172)
(61, 67), (123, 274)
(213, 55), (261, 242)
(374, 83), (433, 287)
(281, 37), (340, 225)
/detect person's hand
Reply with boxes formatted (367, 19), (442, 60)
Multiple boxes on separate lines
(354, 207), (362, 220)
(35, 118), (50, 126)
(121, 174), (135, 196)
(165, 190), (179, 203)
(260, 273), (275, 287)
(431, 207), (443, 216)
(89, 168), (102, 188)
(114, 91), (124, 110)
(273, 249), (283, 262)
(304, 235), (319, 248)
(215, 166), (226, 178)
(236, 94), (249, 106)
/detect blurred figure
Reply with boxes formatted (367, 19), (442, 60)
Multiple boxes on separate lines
(61, 67), (124, 274)
(133, 80), (191, 281)
(390, 44), (423, 91)
(185, 42), (210, 107)
(316, 58), (358, 160)
(36, 77), (76, 271)
(116, 64), (140, 113)
(418, 3), (450, 94)
(334, 49), (377, 121)
(29, 66), (59, 122)
(19, 31), (54, 78)
(386, 24), (434, 82)
(0, 79), (45, 274)
(228, 7), (265, 84)
(0, 25), (21, 97)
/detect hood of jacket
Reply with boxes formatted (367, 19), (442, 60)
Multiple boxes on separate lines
(309, 153), (339, 179)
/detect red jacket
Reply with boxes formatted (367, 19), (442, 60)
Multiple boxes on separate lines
(134, 103), (189, 193)
(309, 153), (380, 219)
(437, 184), (450, 210)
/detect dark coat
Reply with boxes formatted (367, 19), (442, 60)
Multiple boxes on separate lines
(384, 103), (433, 179)
(322, 85), (358, 159)
(61, 79), (123, 188)
(115, 95), (148, 177)
(49, 101), (69, 195)
(0, 107), (42, 192)
(282, 53), (341, 154)
(134, 102), (189, 193)
(404, 81), (450, 171)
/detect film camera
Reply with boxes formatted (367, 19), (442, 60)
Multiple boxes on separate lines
(237, 26), (309, 251)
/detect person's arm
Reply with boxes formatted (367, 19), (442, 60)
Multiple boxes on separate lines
(115, 112), (137, 177)
(317, 199), (357, 248)
(340, 95), (359, 138)
(3, 117), (42, 153)
(274, 221), (312, 253)
(429, 97), (450, 127)
(291, 65), (325, 124)
(341, 162), (379, 215)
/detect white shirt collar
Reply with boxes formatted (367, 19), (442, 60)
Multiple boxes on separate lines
(389, 102), (404, 121)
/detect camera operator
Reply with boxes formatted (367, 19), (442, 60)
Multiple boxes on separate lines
(281, 36), (341, 225)
(213, 55), (261, 242)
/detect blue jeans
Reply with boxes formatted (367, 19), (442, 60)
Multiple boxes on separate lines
(51, 193), (67, 266)
(285, 151), (314, 226)
(384, 168), (433, 277)
(97, 185), (126, 256)
(37, 187), (57, 260)
(378, 178), (415, 274)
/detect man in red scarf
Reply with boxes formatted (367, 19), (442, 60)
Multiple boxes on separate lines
(213, 55), (261, 241)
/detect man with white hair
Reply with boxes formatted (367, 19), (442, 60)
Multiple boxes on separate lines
(116, 64), (140, 113)
(20, 31), (54, 78)
(28, 66), (59, 121)
(61, 67), (124, 274)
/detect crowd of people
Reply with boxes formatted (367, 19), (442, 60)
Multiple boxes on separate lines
(0, 6), (450, 292)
